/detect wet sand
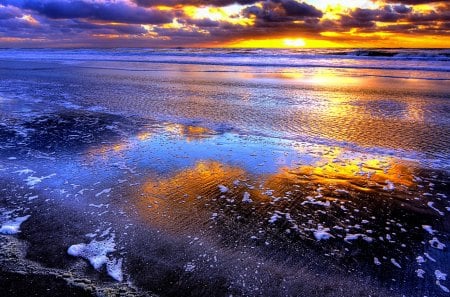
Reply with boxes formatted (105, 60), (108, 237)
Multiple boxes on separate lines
(0, 56), (449, 296)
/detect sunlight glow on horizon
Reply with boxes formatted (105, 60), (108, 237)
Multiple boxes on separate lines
(283, 38), (306, 48)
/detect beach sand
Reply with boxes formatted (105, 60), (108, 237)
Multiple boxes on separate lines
(0, 50), (449, 296)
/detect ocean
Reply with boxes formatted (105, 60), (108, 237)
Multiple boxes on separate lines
(0, 48), (449, 296)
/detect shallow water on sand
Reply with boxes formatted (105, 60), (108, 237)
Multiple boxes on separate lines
(0, 51), (449, 296)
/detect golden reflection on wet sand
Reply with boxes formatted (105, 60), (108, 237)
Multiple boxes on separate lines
(137, 152), (422, 235)
(139, 161), (251, 228)
(132, 150), (448, 292)
(270, 148), (416, 194)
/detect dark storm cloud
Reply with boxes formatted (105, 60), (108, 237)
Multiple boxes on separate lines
(133, 0), (259, 7)
(407, 3), (450, 22)
(184, 18), (221, 28)
(340, 8), (378, 28)
(1, 0), (174, 24)
(242, 0), (322, 24)
(277, 0), (322, 17)
(393, 4), (412, 13)
(338, 3), (450, 28)
(68, 19), (148, 35)
(0, 16), (146, 38)
(341, 5), (409, 25)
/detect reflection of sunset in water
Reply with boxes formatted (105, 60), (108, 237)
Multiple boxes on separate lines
(164, 124), (216, 141)
(137, 131), (152, 141)
(137, 150), (424, 237)
(237, 68), (445, 155)
(139, 161), (250, 229)
(248, 69), (365, 86)
(132, 147), (448, 293)
(86, 142), (131, 160)
(85, 123), (215, 160)
(41, 109), (445, 295)
(268, 148), (416, 195)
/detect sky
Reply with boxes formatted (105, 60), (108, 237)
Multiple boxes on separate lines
(0, 0), (449, 48)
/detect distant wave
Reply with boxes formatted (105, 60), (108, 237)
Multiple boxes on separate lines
(326, 49), (450, 61)
(1, 57), (449, 75)
(2, 48), (450, 61)
(0, 48), (449, 75)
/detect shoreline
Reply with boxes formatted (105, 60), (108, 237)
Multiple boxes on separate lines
(1, 54), (449, 296)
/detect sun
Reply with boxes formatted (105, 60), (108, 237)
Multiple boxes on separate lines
(222, 37), (310, 48)
(283, 38), (306, 48)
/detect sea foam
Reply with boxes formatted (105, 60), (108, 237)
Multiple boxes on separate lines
(68, 235), (123, 281)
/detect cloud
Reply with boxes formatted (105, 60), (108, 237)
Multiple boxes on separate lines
(336, 3), (450, 33)
(132, 0), (259, 7)
(184, 18), (221, 28)
(278, 0), (322, 18)
(392, 5), (412, 14)
(243, 0), (322, 24)
(339, 8), (377, 28)
(0, 0), (448, 47)
(2, 0), (174, 24)
(0, 4), (22, 19)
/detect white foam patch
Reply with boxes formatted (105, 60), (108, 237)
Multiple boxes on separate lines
(344, 233), (373, 243)
(0, 215), (31, 235)
(416, 256), (426, 264)
(416, 269), (425, 278)
(435, 270), (447, 281)
(435, 271), (450, 293)
(427, 202), (444, 216)
(68, 236), (123, 281)
(184, 262), (196, 272)
(28, 195), (38, 201)
(429, 237), (446, 250)
(301, 196), (330, 207)
(89, 203), (109, 209)
(424, 253), (437, 262)
(242, 192), (252, 203)
(106, 258), (123, 282)
(14, 169), (35, 175)
(437, 282), (450, 293)
(383, 180), (395, 191)
(422, 225), (436, 235)
(218, 185), (228, 193)
(95, 188), (111, 197)
(268, 213), (281, 224)
(25, 173), (56, 187)
(313, 225), (333, 241)
(390, 258), (402, 268)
